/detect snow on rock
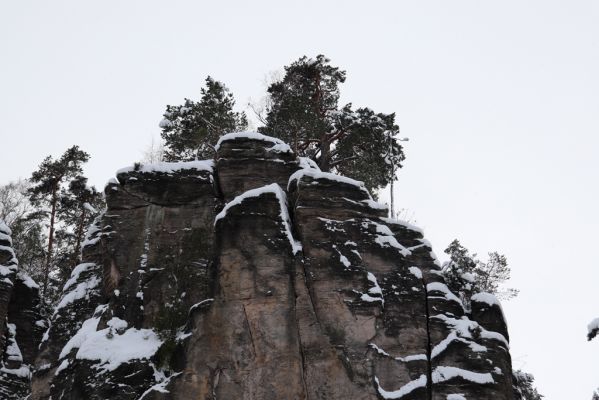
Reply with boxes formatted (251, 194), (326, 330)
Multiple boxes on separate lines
(5, 324), (23, 362)
(59, 304), (162, 372)
(139, 371), (182, 399)
(432, 366), (495, 385)
(431, 331), (487, 359)
(471, 292), (501, 308)
(380, 217), (424, 235)
(16, 271), (39, 289)
(267, 143), (293, 154)
(287, 168), (370, 198)
(59, 313), (102, 359)
(298, 157), (320, 171)
(53, 273), (101, 316)
(447, 394), (467, 400)
(116, 160), (214, 175)
(54, 359), (69, 376)
(76, 326), (162, 371)
(0, 219), (12, 235)
(369, 343), (427, 362)
(215, 183), (302, 254)
(408, 266), (423, 279)
(0, 365), (31, 378)
(0, 231), (12, 245)
(361, 272), (384, 306)
(0, 264), (17, 277)
(426, 282), (464, 308)
(374, 374), (427, 399)
(62, 263), (97, 292)
(433, 314), (509, 348)
(215, 131), (289, 151)
(342, 197), (388, 212)
(369, 222), (412, 256)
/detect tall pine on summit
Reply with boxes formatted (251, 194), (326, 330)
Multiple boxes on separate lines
(260, 55), (405, 192)
(160, 76), (248, 161)
(27, 146), (92, 297)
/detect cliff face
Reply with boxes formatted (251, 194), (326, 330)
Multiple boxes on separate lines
(21, 132), (513, 399)
(0, 221), (45, 399)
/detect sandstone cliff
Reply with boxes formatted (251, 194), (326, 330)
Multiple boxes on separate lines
(1, 132), (514, 399)
(0, 221), (45, 399)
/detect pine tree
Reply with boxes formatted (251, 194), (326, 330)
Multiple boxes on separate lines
(512, 370), (544, 400)
(27, 146), (90, 296)
(56, 175), (103, 278)
(443, 239), (518, 307)
(160, 76), (248, 161)
(259, 55), (405, 192)
(592, 389), (599, 400)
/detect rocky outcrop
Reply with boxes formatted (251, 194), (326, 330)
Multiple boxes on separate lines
(30, 132), (515, 399)
(0, 220), (45, 399)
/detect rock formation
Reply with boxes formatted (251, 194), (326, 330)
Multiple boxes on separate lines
(0, 220), (45, 399)
(3, 132), (515, 399)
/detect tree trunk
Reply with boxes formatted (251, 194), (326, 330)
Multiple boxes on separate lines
(43, 184), (57, 297)
(71, 208), (87, 268)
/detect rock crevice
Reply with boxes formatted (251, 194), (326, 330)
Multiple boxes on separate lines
(8, 131), (516, 399)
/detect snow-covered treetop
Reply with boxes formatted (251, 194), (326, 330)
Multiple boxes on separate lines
(214, 131), (292, 153)
(116, 160), (214, 176)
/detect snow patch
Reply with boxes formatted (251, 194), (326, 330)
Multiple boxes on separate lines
(298, 157), (320, 171)
(374, 374), (427, 399)
(0, 220), (12, 235)
(380, 217), (424, 234)
(16, 271), (39, 289)
(369, 222), (411, 256)
(76, 327), (162, 371)
(116, 160), (213, 175)
(361, 272), (384, 306)
(214, 184), (302, 254)
(288, 168), (371, 198)
(432, 366), (495, 385)
(426, 282), (463, 308)
(408, 267), (423, 279)
(471, 292), (501, 308)
(447, 394), (467, 400)
(54, 274), (101, 316)
(215, 131), (288, 151)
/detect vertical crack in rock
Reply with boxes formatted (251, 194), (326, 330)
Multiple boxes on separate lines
(24, 132), (515, 400)
(422, 276), (433, 400)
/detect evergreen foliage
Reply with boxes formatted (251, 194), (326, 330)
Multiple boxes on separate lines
(160, 76), (248, 161)
(55, 176), (103, 281)
(259, 55), (405, 192)
(443, 239), (519, 306)
(27, 146), (102, 298)
(512, 370), (544, 400)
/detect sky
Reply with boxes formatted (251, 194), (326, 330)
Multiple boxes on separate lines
(1, 1), (598, 397)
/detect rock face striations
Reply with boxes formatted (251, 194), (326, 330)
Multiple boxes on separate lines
(0, 221), (45, 399)
(18, 132), (514, 399)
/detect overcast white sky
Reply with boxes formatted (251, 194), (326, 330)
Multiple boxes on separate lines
(1, 1), (597, 397)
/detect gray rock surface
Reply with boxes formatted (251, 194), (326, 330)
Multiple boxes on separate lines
(0, 220), (45, 399)
(27, 132), (514, 399)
